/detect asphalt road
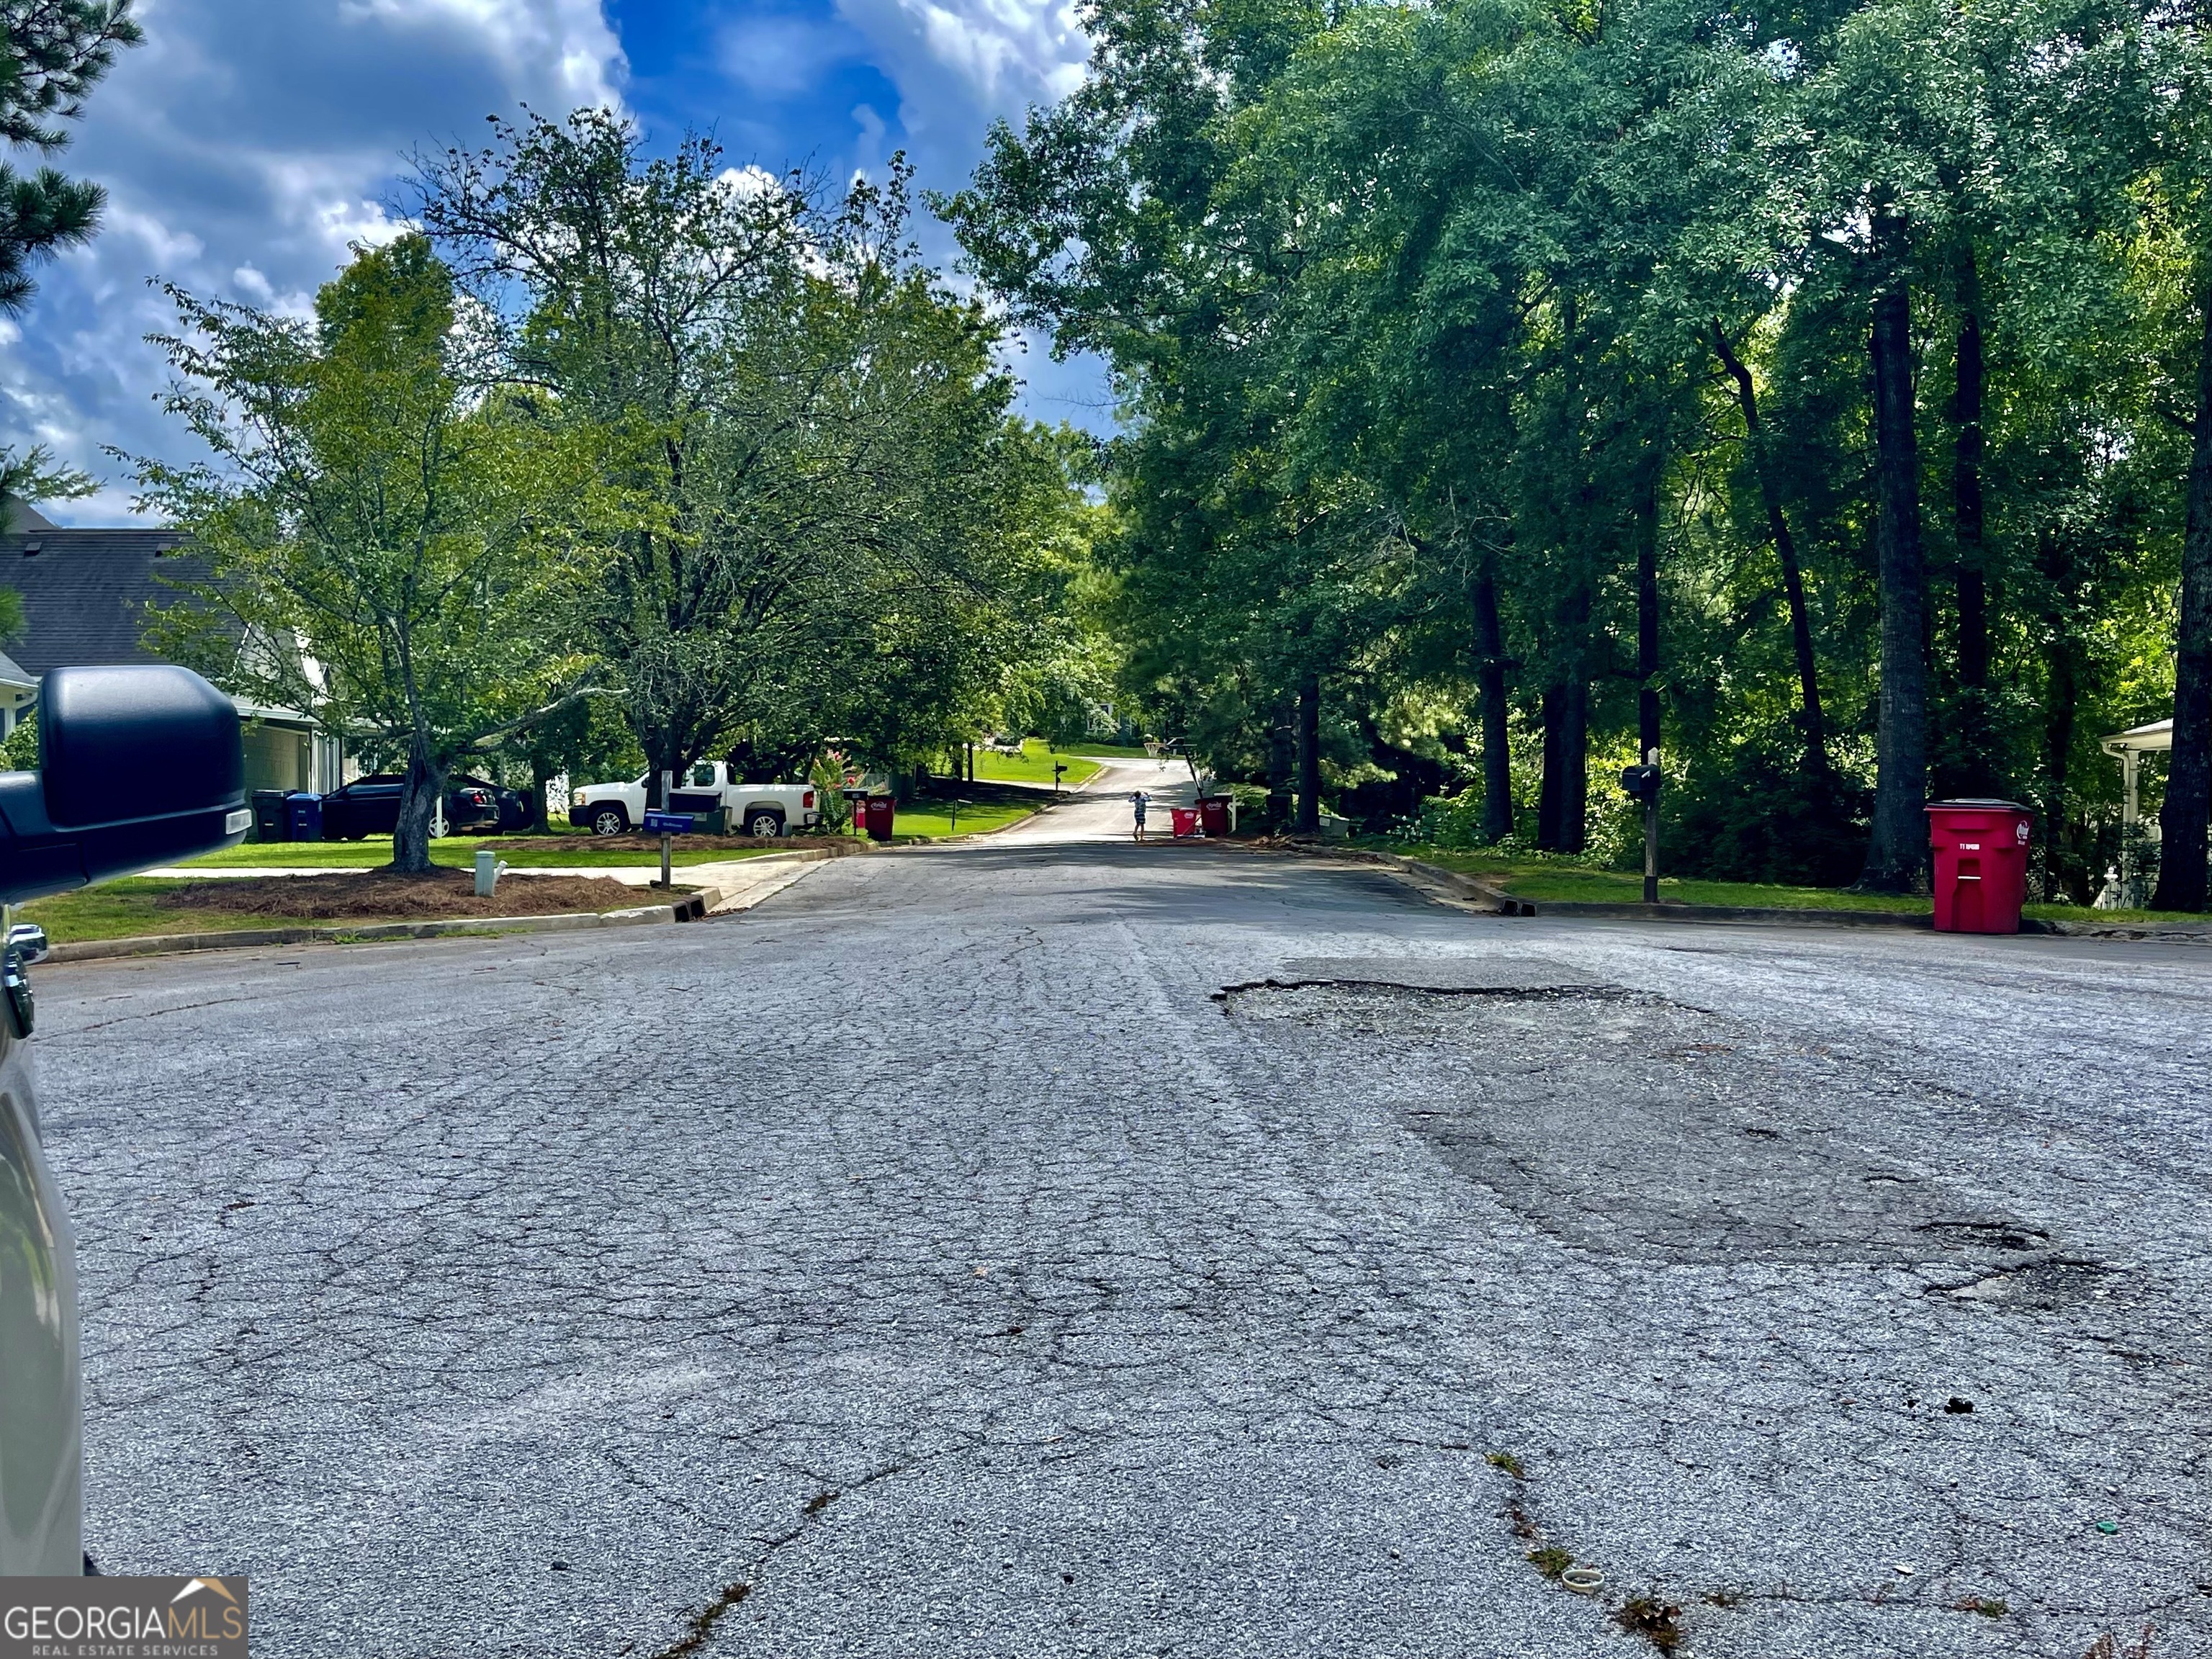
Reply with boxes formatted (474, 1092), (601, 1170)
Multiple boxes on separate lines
(29, 842), (2212, 1658)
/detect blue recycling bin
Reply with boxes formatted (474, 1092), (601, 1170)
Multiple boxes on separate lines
(285, 791), (324, 842)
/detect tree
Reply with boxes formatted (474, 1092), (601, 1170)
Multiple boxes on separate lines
(133, 235), (607, 872)
(419, 110), (1068, 799)
(2154, 13), (2212, 909)
(501, 693), (641, 832)
(0, 4), (138, 540)
(0, 0), (138, 314)
(0, 706), (30, 768)
(949, 0), (2198, 899)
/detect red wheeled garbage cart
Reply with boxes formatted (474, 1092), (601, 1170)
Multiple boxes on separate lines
(1197, 797), (1231, 837)
(1925, 799), (2032, 934)
(1169, 806), (1200, 838)
(863, 796), (896, 842)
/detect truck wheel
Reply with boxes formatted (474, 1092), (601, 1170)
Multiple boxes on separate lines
(590, 806), (629, 837)
(744, 809), (785, 838)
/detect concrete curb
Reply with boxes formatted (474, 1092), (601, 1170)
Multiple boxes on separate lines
(1528, 897), (1933, 930)
(1281, 844), (1534, 914)
(703, 858), (826, 914)
(45, 894), (707, 964)
(1298, 842), (1931, 930)
(1287, 842), (2212, 941)
(2033, 919), (2212, 942)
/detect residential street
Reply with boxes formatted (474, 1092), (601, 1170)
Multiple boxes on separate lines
(30, 840), (2212, 1658)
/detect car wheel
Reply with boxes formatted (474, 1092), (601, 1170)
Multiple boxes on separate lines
(745, 809), (784, 838)
(431, 801), (449, 839)
(590, 806), (629, 837)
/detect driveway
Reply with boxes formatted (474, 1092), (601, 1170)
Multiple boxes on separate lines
(983, 755), (1197, 845)
(29, 842), (2211, 1658)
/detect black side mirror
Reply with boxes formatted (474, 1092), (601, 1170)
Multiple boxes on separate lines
(0, 665), (249, 907)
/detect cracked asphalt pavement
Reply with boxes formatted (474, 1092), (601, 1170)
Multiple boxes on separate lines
(28, 841), (2212, 1658)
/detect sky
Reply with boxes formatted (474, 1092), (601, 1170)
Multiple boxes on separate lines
(2, 0), (1112, 525)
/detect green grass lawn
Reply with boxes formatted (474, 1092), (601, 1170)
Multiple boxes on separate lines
(172, 835), (787, 870)
(1408, 850), (1932, 913)
(20, 868), (722, 945)
(967, 739), (1104, 787)
(890, 800), (1037, 839)
(1057, 741), (1151, 758)
(1398, 845), (2211, 927)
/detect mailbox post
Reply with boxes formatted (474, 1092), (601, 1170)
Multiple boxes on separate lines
(1619, 751), (1663, 904)
(642, 806), (695, 886)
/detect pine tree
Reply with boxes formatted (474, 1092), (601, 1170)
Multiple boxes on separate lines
(0, 1), (140, 314)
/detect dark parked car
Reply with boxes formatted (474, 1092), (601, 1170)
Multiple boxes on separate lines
(450, 773), (534, 832)
(318, 773), (502, 840)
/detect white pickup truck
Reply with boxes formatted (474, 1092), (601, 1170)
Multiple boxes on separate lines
(568, 762), (822, 838)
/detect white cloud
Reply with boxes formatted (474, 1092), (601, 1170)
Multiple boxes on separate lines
(817, 0), (1107, 430)
(716, 14), (859, 97)
(338, 0), (624, 107)
(717, 163), (788, 201)
(833, 0), (1087, 135)
(1, 0), (630, 524)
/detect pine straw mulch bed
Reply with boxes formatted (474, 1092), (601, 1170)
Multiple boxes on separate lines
(158, 870), (662, 921)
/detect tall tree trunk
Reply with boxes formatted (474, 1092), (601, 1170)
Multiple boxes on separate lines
(1537, 580), (1593, 854)
(1473, 560), (1513, 842)
(1537, 684), (1563, 850)
(1713, 319), (1825, 765)
(1557, 674), (1588, 853)
(1635, 455), (1662, 764)
(1295, 672), (1321, 834)
(2043, 615), (2080, 902)
(644, 739), (678, 811)
(1267, 698), (1295, 830)
(1560, 577), (1591, 853)
(2154, 284), (2212, 912)
(391, 748), (443, 874)
(1951, 248), (1995, 797)
(1858, 223), (1932, 893)
(529, 760), (554, 834)
(1953, 251), (1990, 693)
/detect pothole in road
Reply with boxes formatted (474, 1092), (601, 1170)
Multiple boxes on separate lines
(1220, 981), (2057, 1268)
(1932, 1259), (2121, 1311)
(1918, 1220), (2050, 1254)
(1220, 954), (1614, 1002)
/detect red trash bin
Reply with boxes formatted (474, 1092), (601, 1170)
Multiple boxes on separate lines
(1925, 799), (2032, 934)
(1197, 797), (1231, 837)
(863, 796), (896, 842)
(1169, 806), (1200, 839)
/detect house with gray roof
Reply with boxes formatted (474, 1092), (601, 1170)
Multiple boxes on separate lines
(0, 506), (341, 793)
(0, 645), (31, 733)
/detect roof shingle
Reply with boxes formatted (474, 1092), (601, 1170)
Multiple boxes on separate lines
(0, 529), (230, 677)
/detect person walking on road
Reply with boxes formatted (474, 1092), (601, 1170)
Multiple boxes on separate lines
(1130, 790), (1151, 841)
